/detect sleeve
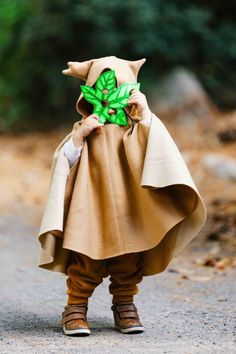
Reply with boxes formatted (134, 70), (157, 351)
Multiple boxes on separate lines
(63, 137), (84, 167)
(139, 116), (152, 127)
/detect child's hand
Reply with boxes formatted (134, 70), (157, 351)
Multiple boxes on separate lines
(128, 90), (152, 120)
(72, 114), (104, 147)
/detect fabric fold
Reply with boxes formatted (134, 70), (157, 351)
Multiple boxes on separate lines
(37, 114), (206, 276)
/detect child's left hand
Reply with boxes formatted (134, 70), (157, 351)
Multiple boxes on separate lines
(128, 90), (152, 120)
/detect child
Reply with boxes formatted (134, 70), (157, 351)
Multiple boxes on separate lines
(37, 56), (206, 336)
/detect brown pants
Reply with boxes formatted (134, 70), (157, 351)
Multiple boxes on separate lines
(66, 252), (143, 305)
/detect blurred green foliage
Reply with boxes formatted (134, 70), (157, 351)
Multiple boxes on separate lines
(0, 0), (236, 131)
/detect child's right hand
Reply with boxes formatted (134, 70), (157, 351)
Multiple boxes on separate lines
(72, 114), (104, 148)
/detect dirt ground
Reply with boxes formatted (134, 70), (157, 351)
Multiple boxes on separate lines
(0, 111), (235, 353)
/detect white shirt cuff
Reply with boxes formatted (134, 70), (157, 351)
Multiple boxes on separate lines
(139, 116), (152, 126)
(63, 137), (84, 167)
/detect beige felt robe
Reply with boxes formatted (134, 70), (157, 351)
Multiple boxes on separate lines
(37, 114), (206, 276)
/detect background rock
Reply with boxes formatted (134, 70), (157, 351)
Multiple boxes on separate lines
(150, 68), (215, 126)
(202, 154), (236, 181)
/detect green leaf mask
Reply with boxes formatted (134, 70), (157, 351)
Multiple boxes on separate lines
(80, 70), (140, 126)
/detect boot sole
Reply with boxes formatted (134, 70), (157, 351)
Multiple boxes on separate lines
(63, 324), (91, 336)
(116, 325), (145, 334)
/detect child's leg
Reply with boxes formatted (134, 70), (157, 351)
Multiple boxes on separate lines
(108, 253), (144, 333)
(107, 253), (143, 304)
(66, 252), (107, 305)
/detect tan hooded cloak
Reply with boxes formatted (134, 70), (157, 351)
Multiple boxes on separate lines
(37, 56), (206, 276)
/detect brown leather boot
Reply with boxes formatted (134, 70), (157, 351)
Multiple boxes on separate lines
(111, 303), (145, 334)
(61, 304), (90, 336)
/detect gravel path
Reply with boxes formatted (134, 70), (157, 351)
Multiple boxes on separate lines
(0, 212), (235, 354)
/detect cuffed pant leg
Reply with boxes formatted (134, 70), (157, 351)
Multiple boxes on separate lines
(107, 252), (143, 304)
(66, 252), (106, 305)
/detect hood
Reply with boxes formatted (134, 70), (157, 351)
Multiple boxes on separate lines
(62, 55), (146, 118)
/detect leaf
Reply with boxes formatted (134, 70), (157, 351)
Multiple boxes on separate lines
(100, 107), (111, 123)
(93, 105), (110, 124)
(95, 88), (103, 101)
(107, 108), (128, 126)
(82, 71), (139, 126)
(97, 113), (107, 124)
(95, 70), (116, 98)
(93, 102), (103, 114)
(116, 109), (128, 126)
(107, 83), (140, 109)
(81, 85), (100, 105)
